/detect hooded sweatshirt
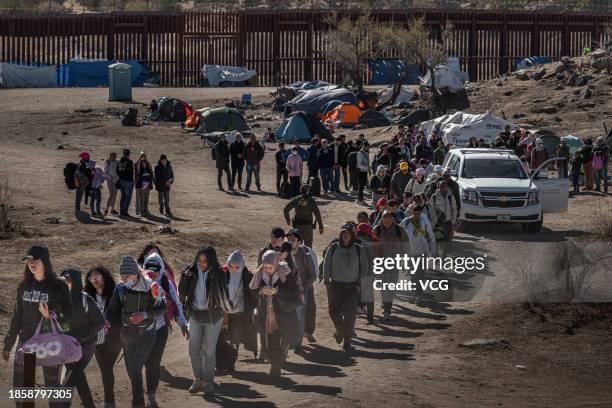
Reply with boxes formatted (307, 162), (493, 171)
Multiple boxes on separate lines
(323, 230), (369, 284)
(62, 268), (105, 345)
(143, 253), (187, 330)
(370, 165), (390, 194)
(286, 152), (304, 177)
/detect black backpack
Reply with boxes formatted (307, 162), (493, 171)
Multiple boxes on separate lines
(280, 181), (291, 199)
(309, 176), (321, 197)
(63, 162), (78, 190)
(121, 108), (139, 127)
(347, 151), (358, 172)
(216, 331), (238, 371)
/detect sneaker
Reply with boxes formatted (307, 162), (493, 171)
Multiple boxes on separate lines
(166, 212), (173, 218)
(110, 209), (119, 215)
(188, 378), (204, 394)
(333, 329), (343, 344)
(343, 341), (354, 351)
(147, 393), (159, 408)
(203, 382), (215, 397)
(383, 311), (391, 321)
(304, 333), (316, 343)
(159, 208), (164, 215)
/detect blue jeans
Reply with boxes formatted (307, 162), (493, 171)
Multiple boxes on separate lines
(332, 166), (341, 192)
(119, 180), (134, 216)
(75, 188), (85, 211)
(158, 191), (171, 214)
(89, 187), (101, 214)
(188, 318), (223, 382)
(295, 293), (309, 347)
(123, 329), (156, 406)
(320, 167), (332, 192)
(595, 166), (608, 193)
(245, 164), (261, 190)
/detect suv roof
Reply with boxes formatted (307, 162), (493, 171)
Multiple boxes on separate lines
(450, 148), (518, 160)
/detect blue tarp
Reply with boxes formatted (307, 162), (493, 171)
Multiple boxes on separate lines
(366, 59), (422, 85)
(515, 56), (552, 71)
(57, 59), (152, 87)
(289, 80), (332, 90)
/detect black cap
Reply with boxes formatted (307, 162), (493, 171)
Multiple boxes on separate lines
(280, 241), (293, 253)
(22, 245), (50, 262)
(270, 227), (285, 238)
(286, 228), (303, 242)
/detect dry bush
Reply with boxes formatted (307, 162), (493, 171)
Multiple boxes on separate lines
(0, 181), (14, 239)
(589, 202), (612, 241)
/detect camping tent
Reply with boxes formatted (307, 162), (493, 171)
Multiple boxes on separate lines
(321, 103), (362, 126)
(420, 64), (467, 93)
(201, 65), (256, 87)
(420, 112), (516, 147)
(320, 100), (343, 115)
(149, 97), (193, 122)
(0, 63), (57, 88)
(190, 107), (250, 133)
(527, 128), (560, 154)
(275, 111), (331, 142)
(358, 109), (391, 128)
(365, 59), (422, 85)
(286, 88), (356, 116)
(561, 135), (583, 155)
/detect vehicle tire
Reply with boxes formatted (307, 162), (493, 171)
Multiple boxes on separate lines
(520, 223), (529, 232)
(454, 220), (468, 233)
(527, 214), (543, 233)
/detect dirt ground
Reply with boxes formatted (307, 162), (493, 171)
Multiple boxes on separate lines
(0, 87), (611, 408)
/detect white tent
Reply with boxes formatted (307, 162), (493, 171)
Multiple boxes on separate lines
(419, 57), (469, 93)
(377, 86), (414, 106)
(420, 111), (517, 147)
(0, 63), (57, 88)
(201, 65), (256, 87)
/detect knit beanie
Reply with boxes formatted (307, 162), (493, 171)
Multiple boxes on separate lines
(119, 255), (140, 276)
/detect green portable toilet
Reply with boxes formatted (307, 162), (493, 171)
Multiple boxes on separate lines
(108, 62), (132, 101)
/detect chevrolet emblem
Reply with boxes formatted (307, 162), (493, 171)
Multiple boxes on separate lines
(499, 196), (509, 202)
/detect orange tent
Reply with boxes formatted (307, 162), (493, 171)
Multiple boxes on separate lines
(321, 103), (362, 126)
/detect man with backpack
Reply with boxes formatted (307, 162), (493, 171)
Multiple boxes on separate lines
(283, 184), (324, 248)
(117, 149), (135, 217)
(373, 211), (410, 320)
(323, 225), (369, 350)
(213, 136), (231, 191)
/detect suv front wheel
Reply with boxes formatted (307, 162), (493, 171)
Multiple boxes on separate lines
(521, 213), (543, 233)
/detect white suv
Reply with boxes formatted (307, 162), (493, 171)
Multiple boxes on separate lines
(442, 148), (569, 233)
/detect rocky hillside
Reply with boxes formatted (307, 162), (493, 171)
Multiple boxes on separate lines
(467, 54), (612, 139)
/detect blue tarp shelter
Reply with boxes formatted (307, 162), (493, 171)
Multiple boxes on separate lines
(366, 59), (422, 85)
(57, 58), (153, 87)
(515, 56), (552, 71)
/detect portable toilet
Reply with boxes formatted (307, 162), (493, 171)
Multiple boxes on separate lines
(108, 62), (132, 101)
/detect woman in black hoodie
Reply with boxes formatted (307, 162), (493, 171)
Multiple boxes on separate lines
(59, 268), (105, 408)
(2, 245), (73, 408)
(84, 266), (121, 408)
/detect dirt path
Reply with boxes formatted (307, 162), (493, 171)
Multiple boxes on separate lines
(0, 88), (610, 408)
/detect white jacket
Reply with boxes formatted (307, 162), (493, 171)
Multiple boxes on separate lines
(104, 159), (119, 182)
(400, 215), (437, 256)
(432, 190), (457, 224)
(357, 150), (370, 172)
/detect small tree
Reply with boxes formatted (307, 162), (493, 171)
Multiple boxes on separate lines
(325, 12), (384, 90)
(381, 17), (454, 113)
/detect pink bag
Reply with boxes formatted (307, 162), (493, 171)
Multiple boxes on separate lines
(15, 314), (82, 367)
(592, 154), (604, 170)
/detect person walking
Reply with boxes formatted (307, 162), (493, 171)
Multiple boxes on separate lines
(3, 245), (74, 408)
(134, 151), (154, 217)
(530, 138), (550, 172)
(249, 250), (301, 380)
(286, 146), (304, 197)
(354, 222), (377, 323)
(286, 229), (318, 349)
(229, 133), (246, 190)
(432, 140), (447, 165)
(431, 180), (458, 246)
(213, 136), (232, 191)
(580, 139), (595, 191)
(373, 212), (410, 320)
(89, 162), (106, 218)
(220, 251), (258, 359)
(154, 154), (174, 217)
(178, 247), (231, 397)
(75, 151), (93, 213)
(275, 142), (289, 196)
(59, 268), (105, 408)
(117, 149), (135, 217)
(356, 142), (370, 205)
(554, 139), (571, 179)
(104, 152), (120, 215)
(142, 253), (189, 407)
(244, 135), (264, 192)
(323, 226), (369, 350)
(283, 184), (324, 248)
(370, 165), (390, 210)
(390, 161), (412, 201)
(317, 139), (334, 194)
(257, 227), (286, 265)
(105, 256), (166, 408)
(405, 168), (427, 196)
(306, 137), (321, 180)
(332, 137), (346, 193)
(84, 266), (121, 408)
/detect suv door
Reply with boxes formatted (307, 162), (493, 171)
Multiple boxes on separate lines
(531, 158), (569, 213)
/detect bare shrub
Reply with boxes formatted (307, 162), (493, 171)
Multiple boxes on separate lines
(589, 202), (612, 241)
(0, 181), (14, 239)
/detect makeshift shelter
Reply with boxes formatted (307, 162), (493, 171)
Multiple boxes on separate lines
(561, 135), (583, 155)
(57, 58), (155, 87)
(321, 103), (362, 127)
(515, 56), (552, 71)
(377, 86), (414, 107)
(0, 63), (57, 88)
(189, 107), (249, 133)
(286, 88), (356, 116)
(149, 97), (193, 122)
(365, 59), (421, 85)
(275, 111), (331, 142)
(420, 64), (467, 93)
(358, 109), (391, 128)
(398, 109), (432, 126)
(201, 65), (256, 87)
(420, 112), (516, 147)
(289, 81), (335, 90)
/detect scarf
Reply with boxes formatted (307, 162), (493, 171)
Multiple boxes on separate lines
(249, 250), (291, 290)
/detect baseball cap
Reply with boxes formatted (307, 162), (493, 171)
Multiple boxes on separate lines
(399, 162), (409, 171)
(22, 245), (50, 262)
(270, 227), (285, 239)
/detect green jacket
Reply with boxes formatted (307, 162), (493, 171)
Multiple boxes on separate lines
(284, 196), (323, 228)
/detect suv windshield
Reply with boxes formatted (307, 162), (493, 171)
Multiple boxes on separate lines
(462, 158), (527, 179)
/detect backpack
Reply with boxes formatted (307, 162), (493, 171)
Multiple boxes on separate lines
(373, 223), (403, 240)
(74, 170), (89, 190)
(63, 162), (78, 190)
(121, 108), (139, 127)
(82, 292), (105, 346)
(280, 181), (291, 199)
(215, 330), (238, 371)
(347, 151), (358, 172)
(309, 176), (321, 197)
(322, 242), (363, 280)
